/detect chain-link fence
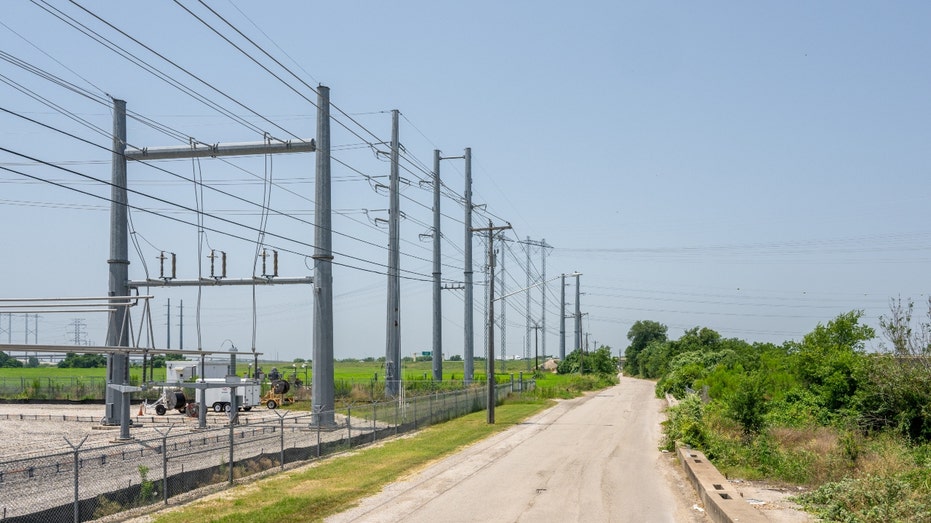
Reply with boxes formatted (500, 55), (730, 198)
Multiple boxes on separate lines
(0, 379), (532, 522)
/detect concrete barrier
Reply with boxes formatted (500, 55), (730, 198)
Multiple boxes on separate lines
(678, 447), (768, 523)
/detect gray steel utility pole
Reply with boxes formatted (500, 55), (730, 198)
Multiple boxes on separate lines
(525, 237), (531, 368)
(312, 85), (336, 427)
(559, 274), (566, 360)
(521, 238), (552, 364)
(472, 221), (511, 424)
(385, 109), (401, 396)
(120, 102), (317, 429)
(463, 148), (474, 384)
(532, 322), (542, 371)
(575, 273), (582, 352)
(432, 149), (443, 381)
(166, 298), (171, 349)
(179, 299), (183, 350)
(540, 239), (550, 359)
(499, 235), (507, 367)
(104, 99), (130, 428)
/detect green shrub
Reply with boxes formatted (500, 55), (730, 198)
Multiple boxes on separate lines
(662, 394), (706, 451)
(725, 373), (769, 436)
(797, 470), (931, 523)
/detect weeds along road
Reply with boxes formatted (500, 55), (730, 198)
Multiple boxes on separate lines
(328, 376), (705, 523)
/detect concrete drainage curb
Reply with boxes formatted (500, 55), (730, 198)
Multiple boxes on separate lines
(678, 447), (768, 523)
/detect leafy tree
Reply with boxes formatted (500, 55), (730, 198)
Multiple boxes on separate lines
(557, 347), (616, 375)
(58, 353), (107, 368)
(725, 371), (770, 436)
(625, 320), (667, 375)
(449, 354), (463, 361)
(859, 297), (931, 440)
(637, 340), (671, 379)
(789, 311), (873, 414)
(0, 351), (23, 368)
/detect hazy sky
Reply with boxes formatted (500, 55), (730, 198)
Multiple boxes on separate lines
(1, 1), (930, 362)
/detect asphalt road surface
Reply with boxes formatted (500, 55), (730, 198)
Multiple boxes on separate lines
(327, 376), (705, 523)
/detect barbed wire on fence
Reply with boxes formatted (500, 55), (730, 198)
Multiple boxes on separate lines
(0, 379), (535, 521)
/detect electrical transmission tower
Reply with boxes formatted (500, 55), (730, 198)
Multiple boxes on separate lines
(520, 237), (552, 368)
(68, 318), (89, 346)
(24, 314), (38, 344)
(0, 313), (10, 344)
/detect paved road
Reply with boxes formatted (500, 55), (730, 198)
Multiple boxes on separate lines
(328, 377), (705, 523)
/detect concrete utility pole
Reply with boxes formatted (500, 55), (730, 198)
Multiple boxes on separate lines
(312, 85), (335, 427)
(463, 148), (474, 384)
(385, 109), (401, 397)
(472, 221), (511, 424)
(559, 273), (566, 360)
(432, 149), (442, 382)
(104, 98), (130, 428)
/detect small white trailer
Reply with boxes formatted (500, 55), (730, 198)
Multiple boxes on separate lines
(199, 377), (261, 412)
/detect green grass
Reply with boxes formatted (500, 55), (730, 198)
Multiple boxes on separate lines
(0, 358), (580, 401)
(149, 397), (552, 523)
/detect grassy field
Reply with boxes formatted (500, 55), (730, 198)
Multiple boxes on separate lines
(0, 358), (544, 381)
(0, 358), (581, 401)
(148, 396), (553, 523)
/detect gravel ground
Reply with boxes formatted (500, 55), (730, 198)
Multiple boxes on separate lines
(0, 401), (393, 521)
(0, 402), (284, 458)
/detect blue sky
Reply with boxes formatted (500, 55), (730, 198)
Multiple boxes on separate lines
(1, 1), (930, 361)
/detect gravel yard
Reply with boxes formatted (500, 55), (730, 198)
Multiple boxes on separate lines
(0, 402), (284, 459)
(0, 401), (387, 521)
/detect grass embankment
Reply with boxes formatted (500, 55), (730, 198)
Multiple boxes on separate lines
(150, 398), (551, 523)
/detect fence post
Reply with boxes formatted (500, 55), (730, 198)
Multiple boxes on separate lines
(315, 411), (321, 458)
(63, 435), (88, 523)
(395, 396), (399, 436)
(274, 410), (287, 469)
(228, 422), (235, 485)
(347, 406), (352, 449)
(153, 425), (173, 505)
(372, 403), (377, 443)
